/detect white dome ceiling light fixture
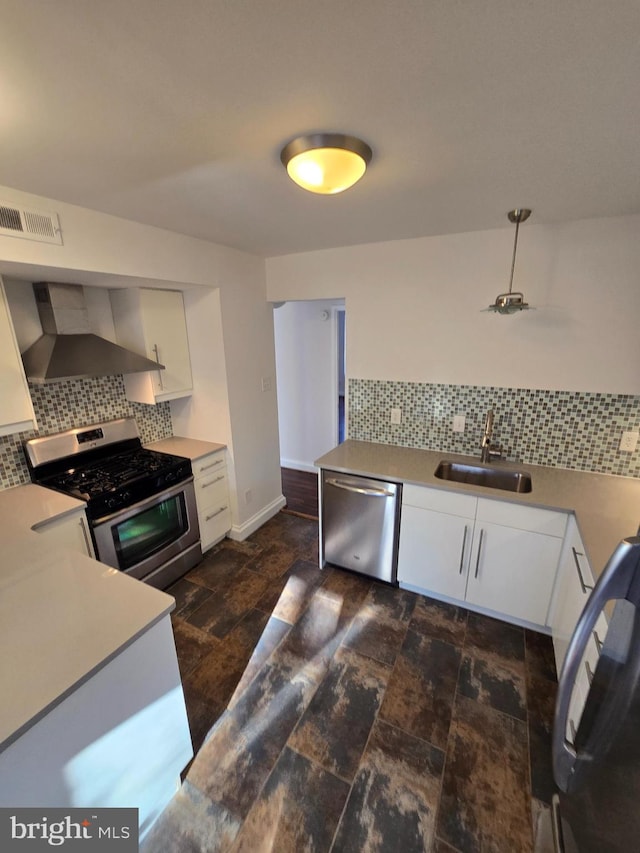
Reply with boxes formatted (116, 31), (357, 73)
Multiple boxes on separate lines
(280, 133), (373, 195)
(485, 208), (534, 314)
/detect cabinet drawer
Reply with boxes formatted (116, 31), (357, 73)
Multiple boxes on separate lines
(193, 452), (226, 478)
(403, 484), (477, 518)
(199, 505), (231, 551)
(583, 611), (608, 681)
(476, 498), (567, 537)
(569, 537), (595, 593)
(550, 518), (597, 675)
(566, 610), (609, 743)
(195, 472), (228, 512)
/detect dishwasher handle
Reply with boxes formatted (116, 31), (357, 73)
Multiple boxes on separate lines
(325, 477), (395, 498)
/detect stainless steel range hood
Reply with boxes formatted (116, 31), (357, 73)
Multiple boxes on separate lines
(21, 283), (165, 384)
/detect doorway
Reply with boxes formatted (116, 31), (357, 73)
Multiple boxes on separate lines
(337, 306), (346, 443)
(273, 299), (346, 514)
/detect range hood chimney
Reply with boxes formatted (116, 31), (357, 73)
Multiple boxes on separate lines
(21, 283), (165, 384)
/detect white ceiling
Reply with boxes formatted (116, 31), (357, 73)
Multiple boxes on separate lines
(1, 1), (638, 257)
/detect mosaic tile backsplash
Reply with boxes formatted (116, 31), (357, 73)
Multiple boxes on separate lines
(0, 375), (173, 490)
(348, 379), (640, 478)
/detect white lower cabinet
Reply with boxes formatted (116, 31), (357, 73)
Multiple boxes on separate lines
(194, 450), (231, 551)
(398, 485), (567, 628)
(549, 515), (609, 736)
(397, 488), (475, 601)
(465, 520), (564, 625)
(466, 500), (567, 626)
(0, 617), (192, 840)
(550, 515), (608, 666)
(34, 508), (94, 558)
(550, 517), (594, 673)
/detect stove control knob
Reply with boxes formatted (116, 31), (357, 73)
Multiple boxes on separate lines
(106, 497), (119, 510)
(165, 471), (176, 484)
(120, 491), (131, 503)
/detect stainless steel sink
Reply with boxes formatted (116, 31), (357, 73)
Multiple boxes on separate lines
(434, 460), (532, 493)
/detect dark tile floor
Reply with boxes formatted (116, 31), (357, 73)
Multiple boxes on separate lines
(143, 512), (558, 853)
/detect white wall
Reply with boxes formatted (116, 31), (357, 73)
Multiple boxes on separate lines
(266, 214), (640, 395)
(170, 287), (232, 456)
(0, 185), (283, 533)
(172, 279), (285, 535)
(273, 300), (343, 471)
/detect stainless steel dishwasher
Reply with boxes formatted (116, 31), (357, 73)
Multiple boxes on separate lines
(320, 469), (402, 583)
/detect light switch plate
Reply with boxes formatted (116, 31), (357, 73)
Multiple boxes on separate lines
(620, 431), (639, 452)
(390, 407), (402, 425)
(453, 414), (466, 433)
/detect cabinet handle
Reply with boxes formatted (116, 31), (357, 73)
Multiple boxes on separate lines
(202, 475), (225, 488)
(459, 525), (468, 574)
(325, 477), (395, 497)
(205, 506), (227, 522)
(572, 546), (593, 595)
(200, 459), (223, 472)
(79, 518), (92, 556)
(152, 343), (164, 390)
(593, 630), (603, 653)
(474, 529), (484, 579)
(585, 660), (594, 685)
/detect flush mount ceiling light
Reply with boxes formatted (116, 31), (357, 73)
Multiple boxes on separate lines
(484, 208), (534, 314)
(280, 133), (373, 194)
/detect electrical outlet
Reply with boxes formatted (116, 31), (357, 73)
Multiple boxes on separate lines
(620, 431), (639, 452)
(261, 376), (272, 392)
(245, 488), (253, 504)
(390, 407), (402, 425)
(453, 414), (466, 433)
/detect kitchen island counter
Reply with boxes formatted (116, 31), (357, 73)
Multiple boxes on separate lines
(0, 484), (175, 753)
(316, 440), (640, 582)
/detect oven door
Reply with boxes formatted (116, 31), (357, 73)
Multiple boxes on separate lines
(91, 478), (201, 583)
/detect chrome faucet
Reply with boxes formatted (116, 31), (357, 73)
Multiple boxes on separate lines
(480, 409), (505, 462)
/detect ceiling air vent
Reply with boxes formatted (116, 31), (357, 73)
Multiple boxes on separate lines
(0, 201), (62, 245)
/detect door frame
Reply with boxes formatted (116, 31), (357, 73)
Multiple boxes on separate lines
(332, 305), (346, 445)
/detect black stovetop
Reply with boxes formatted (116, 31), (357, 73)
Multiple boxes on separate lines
(34, 442), (193, 522)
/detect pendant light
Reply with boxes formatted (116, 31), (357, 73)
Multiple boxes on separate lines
(280, 133), (373, 194)
(485, 208), (534, 314)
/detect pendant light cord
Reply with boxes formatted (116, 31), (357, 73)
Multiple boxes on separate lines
(508, 216), (521, 295)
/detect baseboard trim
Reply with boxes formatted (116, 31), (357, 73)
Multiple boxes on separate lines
(228, 494), (286, 541)
(398, 581), (551, 635)
(280, 459), (318, 474)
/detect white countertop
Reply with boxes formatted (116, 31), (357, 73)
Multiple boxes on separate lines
(145, 436), (226, 460)
(0, 484), (175, 753)
(316, 440), (640, 581)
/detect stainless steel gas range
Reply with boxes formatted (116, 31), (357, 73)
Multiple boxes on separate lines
(24, 418), (202, 589)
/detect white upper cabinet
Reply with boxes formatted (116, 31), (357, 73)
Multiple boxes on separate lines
(110, 288), (193, 404)
(0, 277), (37, 437)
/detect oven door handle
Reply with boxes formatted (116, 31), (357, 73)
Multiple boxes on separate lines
(90, 476), (195, 526)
